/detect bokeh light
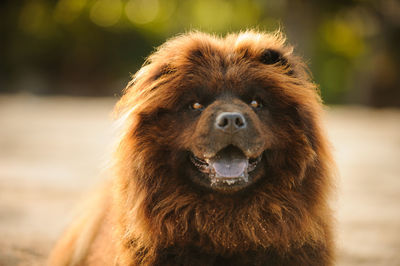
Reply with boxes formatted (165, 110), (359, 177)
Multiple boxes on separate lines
(89, 0), (122, 27)
(125, 0), (159, 25)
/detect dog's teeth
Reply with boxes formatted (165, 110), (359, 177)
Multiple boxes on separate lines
(242, 171), (249, 183)
(210, 173), (217, 186)
(224, 179), (236, 185)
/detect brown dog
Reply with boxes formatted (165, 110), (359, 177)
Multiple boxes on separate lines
(49, 31), (335, 265)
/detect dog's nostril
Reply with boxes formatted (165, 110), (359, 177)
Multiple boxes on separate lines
(218, 117), (229, 128)
(215, 112), (246, 132)
(235, 117), (244, 127)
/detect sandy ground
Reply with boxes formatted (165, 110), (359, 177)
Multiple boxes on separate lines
(0, 94), (399, 265)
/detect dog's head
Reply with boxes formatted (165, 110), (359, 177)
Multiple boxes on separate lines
(116, 31), (321, 194)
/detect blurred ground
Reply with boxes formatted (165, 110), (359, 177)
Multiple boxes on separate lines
(0, 95), (399, 265)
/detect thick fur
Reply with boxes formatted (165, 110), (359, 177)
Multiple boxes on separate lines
(49, 31), (335, 265)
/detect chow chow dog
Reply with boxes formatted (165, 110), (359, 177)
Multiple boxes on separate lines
(49, 30), (335, 265)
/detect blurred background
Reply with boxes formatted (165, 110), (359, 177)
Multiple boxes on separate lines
(2, 0), (400, 106)
(0, 0), (399, 265)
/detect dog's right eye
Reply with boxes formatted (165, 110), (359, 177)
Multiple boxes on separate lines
(190, 102), (204, 111)
(250, 100), (263, 109)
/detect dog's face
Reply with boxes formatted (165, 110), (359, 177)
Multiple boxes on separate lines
(186, 94), (268, 192)
(119, 32), (319, 195)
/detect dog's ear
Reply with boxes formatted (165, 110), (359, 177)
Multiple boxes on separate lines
(260, 49), (288, 65)
(260, 49), (294, 75)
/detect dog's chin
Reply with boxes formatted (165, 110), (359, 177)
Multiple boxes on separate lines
(189, 145), (263, 193)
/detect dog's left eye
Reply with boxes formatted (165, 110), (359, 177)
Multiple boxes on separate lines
(250, 100), (262, 109)
(190, 102), (204, 111)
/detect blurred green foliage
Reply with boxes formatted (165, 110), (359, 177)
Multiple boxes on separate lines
(1, 0), (399, 106)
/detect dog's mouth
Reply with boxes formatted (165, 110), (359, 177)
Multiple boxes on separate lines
(190, 145), (262, 191)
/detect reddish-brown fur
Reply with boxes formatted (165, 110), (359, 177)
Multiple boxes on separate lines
(49, 31), (335, 265)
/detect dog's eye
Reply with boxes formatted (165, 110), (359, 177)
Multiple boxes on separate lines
(250, 100), (262, 109)
(190, 102), (204, 111)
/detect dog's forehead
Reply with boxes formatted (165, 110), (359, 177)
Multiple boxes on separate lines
(175, 33), (290, 79)
(172, 36), (283, 93)
(151, 31), (289, 68)
(183, 35), (285, 64)
(186, 31), (287, 57)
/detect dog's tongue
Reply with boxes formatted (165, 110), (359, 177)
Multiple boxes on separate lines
(209, 147), (248, 177)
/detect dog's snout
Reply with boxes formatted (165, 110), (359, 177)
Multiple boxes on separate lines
(215, 112), (247, 133)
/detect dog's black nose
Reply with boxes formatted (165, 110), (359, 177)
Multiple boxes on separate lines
(215, 112), (247, 133)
